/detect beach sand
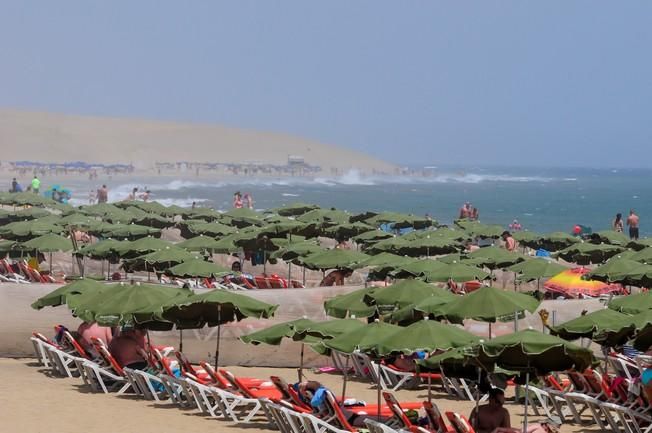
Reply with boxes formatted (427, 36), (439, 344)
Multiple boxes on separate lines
(0, 358), (592, 433)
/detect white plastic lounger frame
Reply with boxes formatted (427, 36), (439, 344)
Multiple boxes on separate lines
(130, 369), (170, 402)
(82, 359), (132, 394)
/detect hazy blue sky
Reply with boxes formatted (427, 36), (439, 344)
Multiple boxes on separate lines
(2, 2), (652, 167)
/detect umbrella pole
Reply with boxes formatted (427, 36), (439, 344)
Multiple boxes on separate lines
(377, 363), (381, 421)
(288, 263), (292, 285)
(49, 251), (52, 274)
(303, 266), (306, 286)
(263, 250), (267, 275)
(341, 355), (349, 402)
(214, 304), (222, 369)
(102, 259), (105, 279)
(473, 367), (481, 430)
(427, 373), (432, 403)
(523, 370), (530, 433)
(298, 343), (305, 382)
(179, 329), (183, 352)
(488, 322), (492, 339)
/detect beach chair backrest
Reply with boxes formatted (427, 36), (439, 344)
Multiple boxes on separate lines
(382, 391), (413, 428)
(91, 337), (125, 376)
(291, 280), (305, 289)
(151, 348), (175, 376)
(269, 275), (288, 289)
(324, 390), (357, 432)
(567, 370), (589, 393)
(255, 275), (272, 289)
(136, 347), (160, 371)
(199, 361), (229, 389)
(584, 369), (610, 398)
(63, 331), (89, 359)
(174, 351), (201, 378)
(32, 331), (58, 348)
(219, 368), (253, 397)
(423, 401), (448, 433)
(544, 374), (565, 391)
(445, 412), (475, 433)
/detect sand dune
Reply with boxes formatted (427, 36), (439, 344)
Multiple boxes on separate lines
(0, 109), (395, 173)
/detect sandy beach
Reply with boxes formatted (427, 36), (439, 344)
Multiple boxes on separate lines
(1, 357), (593, 433)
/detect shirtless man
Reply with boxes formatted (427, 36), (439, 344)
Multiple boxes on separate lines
(502, 231), (516, 252)
(627, 209), (640, 240)
(459, 202), (471, 219)
(469, 388), (511, 433)
(319, 269), (353, 286)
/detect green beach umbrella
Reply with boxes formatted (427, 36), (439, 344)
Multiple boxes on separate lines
(538, 232), (581, 252)
(21, 233), (72, 252)
(240, 318), (316, 345)
(323, 321), (402, 355)
(0, 219), (62, 241)
(123, 246), (198, 273)
(609, 292), (652, 314)
(631, 248), (652, 264)
(467, 247), (527, 270)
(365, 279), (456, 310)
(590, 231), (631, 246)
(176, 235), (223, 252)
(352, 230), (394, 246)
(294, 318), (366, 341)
(324, 287), (379, 319)
(365, 212), (433, 230)
(272, 202), (320, 217)
(388, 295), (461, 325)
(550, 309), (636, 346)
(298, 248), (370, 271)
(512, 231), (542, 249)
(116, 236), (172, 258)
(76, 239), (126, 262)
(270, 240), (322, 261)
(586, 257), (650, 283)
(7, 207), (52, 221)
(323, 222), (375, 240)
(507, 258), (568, 282)
(160, 289), (278, 367)
(556, 242), (624, 265)
(630, 311), (652, 351)
(166, 259), (230, 278)
(296, 208), (351, 226)
(72, 282), (192, 329)
(31, 278), (105, 310)
(434, 286), (540, 329)
(421, 261), (491, 283)
(220, 208), (264, 227)
(99, 223), (161, 240)
(184, 221), (236, 238)
(375, 318), (480, 356)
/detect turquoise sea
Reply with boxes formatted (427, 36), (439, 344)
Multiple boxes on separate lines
(58, 166), (652, 237)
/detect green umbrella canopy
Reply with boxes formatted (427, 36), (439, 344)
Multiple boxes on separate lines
(475, 328), (595, 374)
(256, 220), (310, 238)
(20, 233), (72, 252)
(434, 286), (540, 323)
(293, 318), (366, 341)
(590, 230), (631, 246)
(464, 223), (505, 239)
(512, 231), (542, 248)
(210, 233), (244, 254)
(31, 278), (105, 310)
(98, 223), (161, 240)
(72, 282), (192, 329)
(324, 287), (378, 319)
(115, 236), (172, 258)
(298, 248), (370, 271)
(609, 292), (652, 314)
(394, 236), (461, 257)
(507, 258), (568, 282)
(586, 258), (651, 283)
(420, 262), (491, 283)
(76, 239), (126, 262)
(323, 222), (376, 240)
(4, 192), (57, 207)
(550, 309), (636, 346)
(538, 232), (581, 252)
(437, 253), (484, 266)
(270, 240), (323, 261)
(629, 311), (652, 351)
(123, 247), (199, 273)
(358, 252), (414, 267)
(365, 212), (433, 230)
(352, 230), (394, 245)
(556, 242), (624, 264)
(0, 239), (17, 255)
(296, 208), (351, 226)
(366, 236), (409, 254)
(628, 238), (652, 252)
(166, 259), (230, 278)
(365, 279), (456, 310)
(375, 318), (480, 356)
(467, 247), (527, 270)
(220, 208), (264, 227)
(630, 248), (652, 264)
(184, 207), (221, 222)
(176, 235), (223, 252)
(323, 321), (402, 354)
(81, 203), (127, 217)
(58, 213), (103, 230)
(184, 221), (236, 238)
(7, 207), (52, 221)
(388, 295), (462, 325)
(240, 318), (316, 345)
(0, 219), (62, 241)
(271, 202), (321, 217)
(159, 289), (278, 329)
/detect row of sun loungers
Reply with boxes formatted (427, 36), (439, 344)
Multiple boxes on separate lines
(0, 258), (61, 283)
(29, 329), (652, 433)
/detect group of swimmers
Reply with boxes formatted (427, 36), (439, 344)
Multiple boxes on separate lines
(233, 191), (254, 209)
(613, 209), (640, 240)
(459, 202), (480, 220)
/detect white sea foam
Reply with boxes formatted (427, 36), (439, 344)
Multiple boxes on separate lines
(282, 193), (300, 197)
